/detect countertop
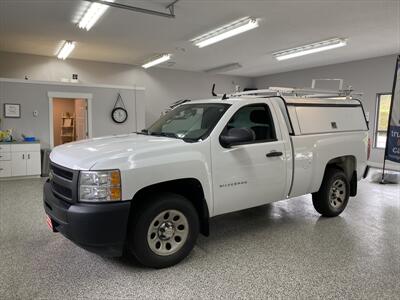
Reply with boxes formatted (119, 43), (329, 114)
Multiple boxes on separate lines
(0, 140), (40, 144)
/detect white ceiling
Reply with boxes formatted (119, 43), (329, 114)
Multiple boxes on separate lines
(0, 0), (399, 77)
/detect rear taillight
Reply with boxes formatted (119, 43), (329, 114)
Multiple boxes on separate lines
(367, 137), (371, 160)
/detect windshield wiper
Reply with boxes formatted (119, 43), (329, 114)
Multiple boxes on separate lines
(138, 130), (197, 142)
(150, 132), (180, 139)
(135, 129), (149, 135)
(182, 137), (198, 143)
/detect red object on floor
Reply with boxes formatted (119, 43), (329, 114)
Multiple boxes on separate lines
(46, 214), (53, 231)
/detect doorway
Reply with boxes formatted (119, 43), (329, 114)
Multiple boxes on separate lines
(52, 98), (88, 146)
(48, 92), (93, 148)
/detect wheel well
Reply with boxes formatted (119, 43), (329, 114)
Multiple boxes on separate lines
(325, 155), (357, 196)
(131, 178), (210, 236)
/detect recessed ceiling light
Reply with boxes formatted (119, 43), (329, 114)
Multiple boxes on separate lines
(78, 0), (114, 31)
(191, 17), (259, 48)
(142, 54), (172, 69)
(273, 38), (348, 61)
(57, 41), (76, 60)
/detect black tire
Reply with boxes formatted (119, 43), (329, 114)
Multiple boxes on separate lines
(127, 192), (199, 268)
(312, 168), (350, 217)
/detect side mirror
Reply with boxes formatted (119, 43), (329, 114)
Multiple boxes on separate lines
(220, 128), (255, 148)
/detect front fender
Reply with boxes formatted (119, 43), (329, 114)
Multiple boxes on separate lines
(95, 140), (213, 216)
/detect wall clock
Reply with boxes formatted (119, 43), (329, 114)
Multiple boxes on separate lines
(111, 93), (128, 124)
(112, 107), (128, 123)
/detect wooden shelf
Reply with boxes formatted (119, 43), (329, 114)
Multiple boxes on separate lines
(61, 113), (75, 144)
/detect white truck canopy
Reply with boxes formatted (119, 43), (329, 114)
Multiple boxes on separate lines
(284, 97), (368, 135)
(190, 83), (369, 136)
(212, 84), (369, 136)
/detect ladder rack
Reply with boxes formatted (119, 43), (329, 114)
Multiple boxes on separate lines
(222, 87), (362, 99)
(211, 79), (363, 100)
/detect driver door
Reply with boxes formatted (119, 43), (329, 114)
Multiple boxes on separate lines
(211, 101), (287, 215)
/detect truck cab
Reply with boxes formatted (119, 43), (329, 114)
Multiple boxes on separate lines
(44, 87), (369, 268)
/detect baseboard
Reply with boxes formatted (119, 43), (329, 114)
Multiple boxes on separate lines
(0, 175), (42, 181)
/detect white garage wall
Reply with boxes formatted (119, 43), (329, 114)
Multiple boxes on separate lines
(255, 54), (399, 164)
(0, 79), (145, 149)
(0, 51), (254, 125)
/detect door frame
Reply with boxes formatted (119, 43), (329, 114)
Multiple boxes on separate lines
(48, 92), (93, 148)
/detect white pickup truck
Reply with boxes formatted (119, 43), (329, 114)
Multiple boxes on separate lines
(44, 87), (369, 268)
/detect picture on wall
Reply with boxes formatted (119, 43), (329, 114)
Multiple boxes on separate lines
(4, 103), (21, 118)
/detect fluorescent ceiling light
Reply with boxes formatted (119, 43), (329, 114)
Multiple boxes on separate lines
(78, 0), (114, 31)
(205, 63), (242, 74)
(273, 38), (348, 61)
(142, 54), (172, 69)
(57, 41), (76, 60)
(191, 17), (259, 48)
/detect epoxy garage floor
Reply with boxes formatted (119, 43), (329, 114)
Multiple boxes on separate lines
(0, 178), (399, 299)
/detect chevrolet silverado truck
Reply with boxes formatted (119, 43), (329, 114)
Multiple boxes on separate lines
(44, 87), (369, 268)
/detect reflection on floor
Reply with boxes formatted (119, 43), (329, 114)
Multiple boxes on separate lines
(0, 178), (399, 299)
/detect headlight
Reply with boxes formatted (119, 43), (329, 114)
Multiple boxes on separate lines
(79, 170), (121, 202)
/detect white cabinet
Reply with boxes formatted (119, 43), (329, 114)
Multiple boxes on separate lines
(0, 161), (12, 177)
(11, 152), (27, 176)
(0, 143), (41, 178)
(0, 145), (12, 178)
(0, 144), (11, 152)
(26, 151), (41, 175)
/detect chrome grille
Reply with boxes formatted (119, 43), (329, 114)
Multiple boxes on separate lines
(52, 181), (73, 199)
(52, 165), (73, 181)
(49, 162), (78, 203)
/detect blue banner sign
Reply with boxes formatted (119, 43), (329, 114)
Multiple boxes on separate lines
(385, 55), (400, 163)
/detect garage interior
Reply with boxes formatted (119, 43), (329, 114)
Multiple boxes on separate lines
(0, 0), (399, 299)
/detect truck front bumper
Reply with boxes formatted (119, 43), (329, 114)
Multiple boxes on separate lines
(43, 180), (131, 257)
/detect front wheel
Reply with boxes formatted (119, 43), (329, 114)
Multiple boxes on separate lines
(127, 192), (199, 268)
(312, 168), (350, 217)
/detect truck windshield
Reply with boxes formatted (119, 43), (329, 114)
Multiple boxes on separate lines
(144, 103), (230, 142)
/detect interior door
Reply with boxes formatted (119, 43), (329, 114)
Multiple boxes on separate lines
(211, 102), (287, 215)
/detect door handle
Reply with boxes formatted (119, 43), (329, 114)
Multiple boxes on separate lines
(266, 151), (283, 157)
(28, 154), (30, 159)
(22, 154), (25, 159)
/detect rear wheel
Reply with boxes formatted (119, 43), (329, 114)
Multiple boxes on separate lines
(312, 168), (350, 217)
(128, 192), (199, 268)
